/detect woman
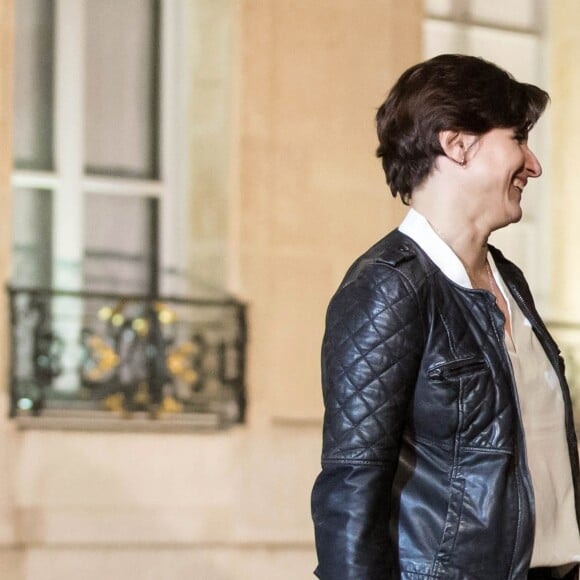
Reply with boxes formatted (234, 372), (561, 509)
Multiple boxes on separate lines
(311, 54), (580, 580)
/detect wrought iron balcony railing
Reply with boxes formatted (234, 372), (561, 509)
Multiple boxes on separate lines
(8, 286), (247, 431)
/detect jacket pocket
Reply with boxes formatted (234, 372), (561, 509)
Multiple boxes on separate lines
(427, 356), (487, 382)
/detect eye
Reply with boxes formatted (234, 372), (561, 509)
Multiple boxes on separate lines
(512, 127), (529, 144)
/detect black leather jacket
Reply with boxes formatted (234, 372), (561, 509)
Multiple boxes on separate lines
(312, 230), (580, 580)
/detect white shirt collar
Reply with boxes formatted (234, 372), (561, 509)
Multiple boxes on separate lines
(398, 209), (511, 315)
(398, 208), (473, 288)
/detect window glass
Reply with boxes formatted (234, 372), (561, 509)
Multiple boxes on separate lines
(470, 0), (538, 29)
(84, 0), (160, 179)
(12, 189), (52, 287)
(424, 0), (454, 17)
(466, 27), (540, 82)
(13, 0), (54, 170)
(83, 194), (153, 293)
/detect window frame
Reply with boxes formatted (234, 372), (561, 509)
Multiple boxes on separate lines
(11, 0), (190, 296)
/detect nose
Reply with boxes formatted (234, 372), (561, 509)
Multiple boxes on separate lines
(524, 144), (542, 178)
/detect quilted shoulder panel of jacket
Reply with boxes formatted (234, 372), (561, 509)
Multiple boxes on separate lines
(320, 230), (430, 464)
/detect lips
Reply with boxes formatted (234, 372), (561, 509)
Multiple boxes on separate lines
(512, 177), (527, 194)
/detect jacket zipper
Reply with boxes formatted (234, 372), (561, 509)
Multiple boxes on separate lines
(427, 358), (487, 381)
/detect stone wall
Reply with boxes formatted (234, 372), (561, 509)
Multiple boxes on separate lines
(238, 0), (420, 424)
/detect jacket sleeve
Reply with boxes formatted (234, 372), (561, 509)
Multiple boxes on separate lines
(311, 262), (424, 579)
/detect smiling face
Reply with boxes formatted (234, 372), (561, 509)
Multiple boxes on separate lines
(466, 127), (542, 230)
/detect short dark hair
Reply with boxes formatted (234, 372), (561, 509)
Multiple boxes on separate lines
(375, 54), (550, 204)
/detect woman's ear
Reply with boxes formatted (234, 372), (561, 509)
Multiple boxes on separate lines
(439, 131), (479, 166)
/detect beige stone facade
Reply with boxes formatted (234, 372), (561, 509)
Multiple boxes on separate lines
(237, 0), (419, 425)
(2, 0), (580, 579)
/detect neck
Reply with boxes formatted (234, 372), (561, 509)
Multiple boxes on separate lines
(411, 205), (490, 277)
(410, 165), (496, 274)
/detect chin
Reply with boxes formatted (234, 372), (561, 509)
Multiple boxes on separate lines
(509, 209), (523, 224)
(494, 210), (522, 231)
(506, 200), (523, 224)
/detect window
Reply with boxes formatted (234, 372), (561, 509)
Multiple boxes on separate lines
(13, 0), (184, 294)
(422, 0), (549, 310)
(10, 0), (246, 429)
